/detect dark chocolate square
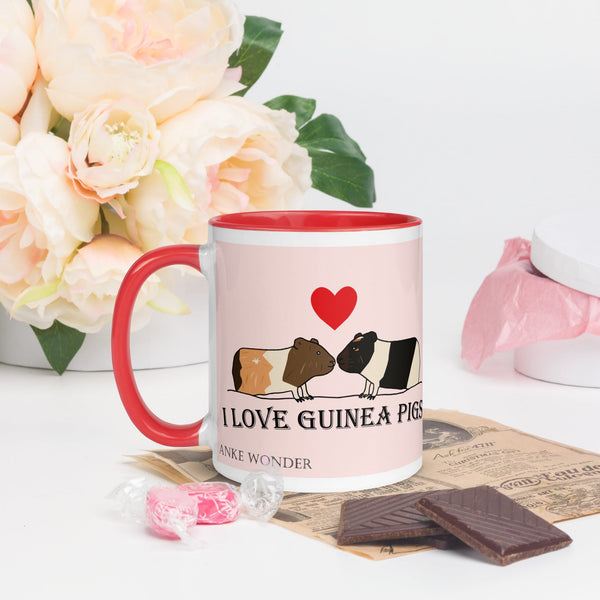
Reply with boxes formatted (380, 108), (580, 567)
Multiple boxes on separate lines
(337, 491), (447, 546)
(416, 485), (573, 566)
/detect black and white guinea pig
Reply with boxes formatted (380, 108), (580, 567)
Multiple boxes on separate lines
(336, 332), (421, 399)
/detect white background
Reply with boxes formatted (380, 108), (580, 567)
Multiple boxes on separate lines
(2, 1), (600, 598)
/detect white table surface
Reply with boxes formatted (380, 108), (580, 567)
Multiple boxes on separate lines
(3, 1), (600, 598)
(1, 295), (599, 600)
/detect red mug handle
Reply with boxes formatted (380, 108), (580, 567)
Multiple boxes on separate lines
(112, 244), (204, 446)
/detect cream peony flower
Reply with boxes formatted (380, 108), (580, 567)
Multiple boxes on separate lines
(17, 133), (99, 280)
(0, 75), (57, 146)
(0, 133), (99, 328)
(125, 96), (312, 249)
(67, 98), (160, 203)
(34, 0), (244, 123)
(0, 144), (46, 290)
(55, 234), (159, 333)
(0, 114), (20, 145)
(0, 1), (37, 118)
(19, 74), (59, 138)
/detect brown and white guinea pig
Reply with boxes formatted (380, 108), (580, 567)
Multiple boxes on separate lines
(232, 338), (335, 402)
(337, 332), (421, 399)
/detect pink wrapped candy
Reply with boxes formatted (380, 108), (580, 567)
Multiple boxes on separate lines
(109, 472), (283, 544)
(179, 482), (241, 524)
(145, 487), (198, 538)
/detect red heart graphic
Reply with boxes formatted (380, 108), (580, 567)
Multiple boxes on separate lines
(311, 287), (357, 330)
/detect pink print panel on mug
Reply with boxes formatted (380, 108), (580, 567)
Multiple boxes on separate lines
(215, 236), (422, 483)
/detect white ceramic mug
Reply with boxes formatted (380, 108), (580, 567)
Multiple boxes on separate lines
(112, 210), (423, 492)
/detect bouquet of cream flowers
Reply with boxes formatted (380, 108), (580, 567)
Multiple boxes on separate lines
(0, 0), (375, 373)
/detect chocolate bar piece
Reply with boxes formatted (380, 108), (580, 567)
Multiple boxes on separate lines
(417, 535), (463, 550)
(416, 486), (573, 566)
(337, 491), (447, 545)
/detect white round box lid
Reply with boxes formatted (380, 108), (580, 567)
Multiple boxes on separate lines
(530, 212), (600, 297)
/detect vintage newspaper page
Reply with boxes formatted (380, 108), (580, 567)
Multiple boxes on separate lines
(129, 408), (600, 561)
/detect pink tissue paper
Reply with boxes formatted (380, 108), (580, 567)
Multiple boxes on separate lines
(462, 238), (600, 369)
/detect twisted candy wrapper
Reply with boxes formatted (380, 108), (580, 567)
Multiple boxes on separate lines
(462, 238), (600, 369)
(179, 482), (241, 524)
(108, 472), (284, 545)
(146, 487), (198, 539)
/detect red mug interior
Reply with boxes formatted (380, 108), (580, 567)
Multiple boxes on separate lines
(209, 210), (422, 232)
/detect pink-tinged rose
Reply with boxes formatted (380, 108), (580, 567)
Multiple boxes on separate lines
(67, 98), (160, 204)
(55, 234), (159, 333)
(0, 1), (37, 117)
(125, 97), (312, 249)
(34, 0), (244, 122)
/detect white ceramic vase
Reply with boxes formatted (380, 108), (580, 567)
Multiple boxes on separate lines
(0, 271), (209, 371)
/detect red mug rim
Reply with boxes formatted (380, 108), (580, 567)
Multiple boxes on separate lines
(209, 210), (422, 232)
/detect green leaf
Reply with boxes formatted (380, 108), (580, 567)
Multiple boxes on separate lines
(99, 207), (110, 235)
(154, 160), (195, 210)
(264, 95), (316, 129)
(31, 321), (86, 375)
(298, 114), (366, 161)
(309, 149), (376, 207)
(50, 117), (70, 142)
(229, 16), (283, 96)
